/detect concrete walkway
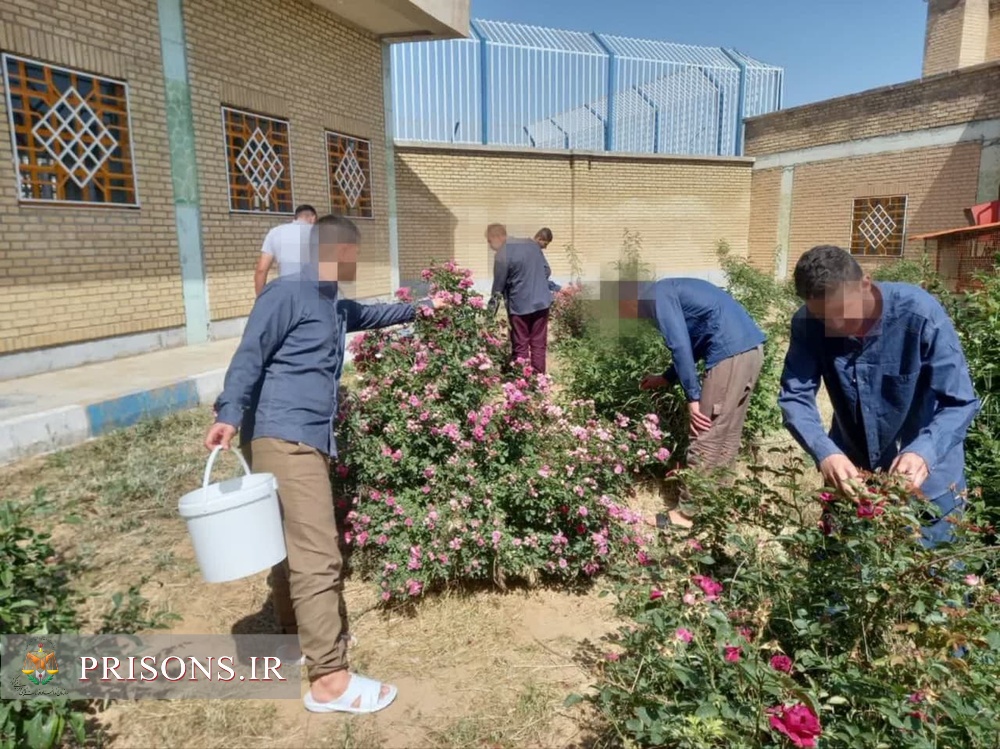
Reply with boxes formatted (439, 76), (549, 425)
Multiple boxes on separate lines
(0, 339), (238, 466)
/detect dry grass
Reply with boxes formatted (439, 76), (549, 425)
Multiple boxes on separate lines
(0, 408), (615, 748)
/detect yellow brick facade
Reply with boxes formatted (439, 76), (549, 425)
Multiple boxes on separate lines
(989, 0), (1000, 61)
(745, 62), (1000, 157)
(0, 0), (183, 354)
(747, 169), (781, 273)
(183, 0), (391, 320)
(923, 0), (990, 77)
(782, 144), (982, 276)
(395, 145), (753, 285)
(0, 0), (391, 357)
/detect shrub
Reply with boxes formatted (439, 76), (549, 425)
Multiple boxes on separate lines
(871, 254), (947, 295)
(558, 231), (688, 454)
(1, 498), (179, 748)
(335, 262), (670, 601)
(581, 460), (1000, 748)
(716, 241), (797, 446)
(945, 269), (1000, 517)
(561, 235), (792, 461)
(549, 282), (588, 342)
(0, 501), (87, 749)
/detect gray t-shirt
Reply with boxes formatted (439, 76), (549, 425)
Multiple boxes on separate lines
(261, 220), (314, 276)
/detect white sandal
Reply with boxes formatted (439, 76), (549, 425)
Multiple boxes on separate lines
(303, 673), (398, 714)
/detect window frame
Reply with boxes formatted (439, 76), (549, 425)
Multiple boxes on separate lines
(220, 105), (296, 216)
(849, 195), (908, 258)
(325, 130), (375, 220)
(2, 52), (141, 208)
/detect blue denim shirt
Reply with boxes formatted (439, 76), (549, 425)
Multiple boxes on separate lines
(214, 275), (418, 457)
(639, 278), (766, 402)
(779, 282), (979, 503)
(491, 238), (553, 316)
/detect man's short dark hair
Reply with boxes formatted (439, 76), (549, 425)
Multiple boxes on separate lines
(316, 213), (361, 245)
(294, 204), (317, 219)
(793, 245), (863, 300)
(535, 227), (553, 243)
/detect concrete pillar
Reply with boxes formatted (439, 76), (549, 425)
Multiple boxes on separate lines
(977, 136), (1000, 202)
(157, 0), (210, 344)
(923, 0), (989, 77)
(382, 43), (401, 293)
(775, 166), (795, 281)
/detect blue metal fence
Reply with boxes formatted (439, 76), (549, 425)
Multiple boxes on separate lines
(390, 19), (783, 157)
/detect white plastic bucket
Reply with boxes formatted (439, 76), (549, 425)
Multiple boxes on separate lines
(178, 446), (286, 584)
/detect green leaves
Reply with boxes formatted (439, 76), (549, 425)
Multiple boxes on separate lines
(585, 462), (1000, 749)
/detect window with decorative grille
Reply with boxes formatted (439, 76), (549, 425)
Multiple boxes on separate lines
(3, 53), (138, 206)
(327, 131), (374, 219)
(850, 196), (907, 257)
(221, 106), (293, 214)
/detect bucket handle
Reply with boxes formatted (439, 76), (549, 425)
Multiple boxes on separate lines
(202, 445), (252, 494)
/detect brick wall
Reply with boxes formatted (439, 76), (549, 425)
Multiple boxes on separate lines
(988, 0), (1000, 61)
(747, 169), (781, 273)
(745, 61), (1000, 156)
(782, 144), (982, 276)
(394, 144), (753, 286)
(923, 0), (989, 77)
(0, 0), (182, 354)
(183, 0), (390, 321)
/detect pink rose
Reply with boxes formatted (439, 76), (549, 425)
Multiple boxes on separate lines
(724, 645), (742, 663)
(682, 592), (697, 606)
(649, 588), (664, 601)
(692, 574), (723, 601)
(770, 655), (794, 673)
(675, 628), (693, 643)
(856, 499), (885, 519)
(964, 574), (981, 587)
(768, 704), (822, 748)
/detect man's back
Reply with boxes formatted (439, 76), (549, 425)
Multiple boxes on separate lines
(648, 277), (765, 368)
(262, 220), (314, 277)
(491, 238), (552, 316)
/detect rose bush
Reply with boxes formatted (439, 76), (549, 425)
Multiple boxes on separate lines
(333, 262), (671, 601)
(549, 282), (588, 342)
(579, 458), (1000, 748)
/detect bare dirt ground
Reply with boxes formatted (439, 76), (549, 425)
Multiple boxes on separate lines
(1, 387), (834, 748)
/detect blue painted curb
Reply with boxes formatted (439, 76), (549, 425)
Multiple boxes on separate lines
(86, 379), (202, 436)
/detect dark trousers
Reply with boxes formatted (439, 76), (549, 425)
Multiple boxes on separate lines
(509, 308), (549, 374)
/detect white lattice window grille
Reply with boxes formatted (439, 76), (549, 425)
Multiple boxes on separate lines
(222, 107), (294, 213)
(327, 131), (374, 219)
(3, 53), (138, 206)
(850, 196), (907, 257)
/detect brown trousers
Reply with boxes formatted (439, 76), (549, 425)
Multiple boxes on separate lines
(679, 345), (764, 512)
(242, 437), (348, 679)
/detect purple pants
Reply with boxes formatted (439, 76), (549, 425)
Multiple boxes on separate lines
(509, 309), (549, 374)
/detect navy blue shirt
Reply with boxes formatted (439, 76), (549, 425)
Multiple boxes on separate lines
(779, 282), (979, 502)
(214, 275), (418, 457)
(639, 278), (766, 402)
(491, 238), (553, 316)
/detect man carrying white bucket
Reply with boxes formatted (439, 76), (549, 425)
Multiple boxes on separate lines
(205, 213), (444, 714)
